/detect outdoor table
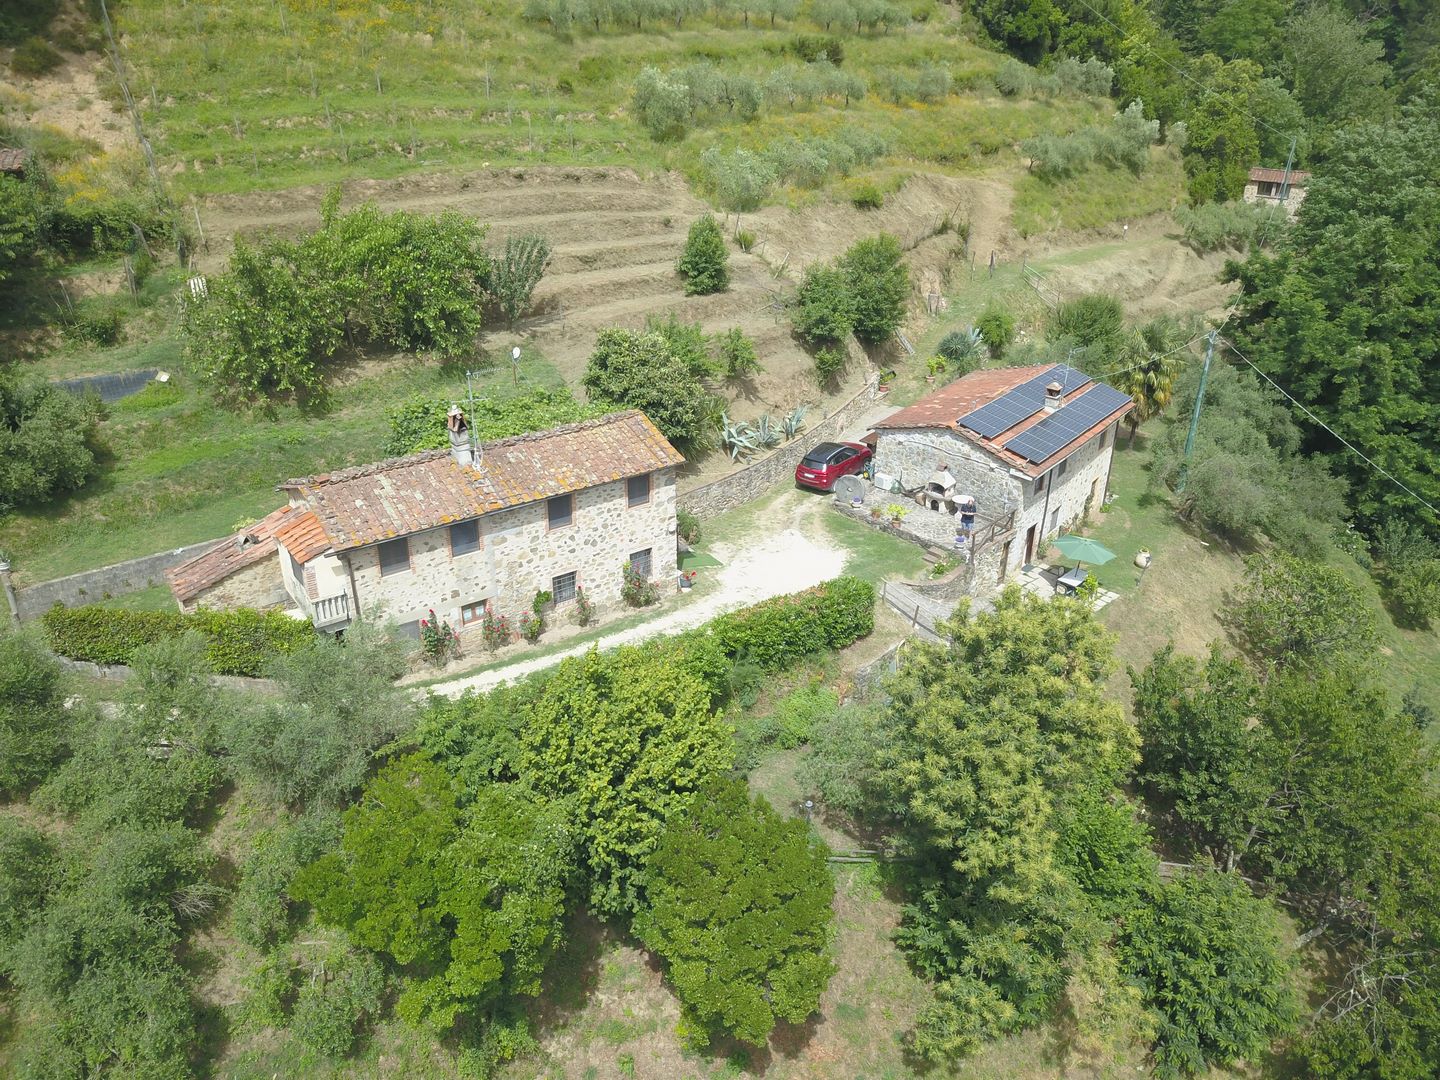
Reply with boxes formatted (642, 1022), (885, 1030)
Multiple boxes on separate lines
(1054, 565), (1089, 594)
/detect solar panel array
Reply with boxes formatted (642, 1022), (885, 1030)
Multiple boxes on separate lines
(1003, 383), (1133, 464)
(957, 364), (1089, 437)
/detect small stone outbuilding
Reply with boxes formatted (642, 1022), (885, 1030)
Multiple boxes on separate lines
(870, 363), (1132, 580)
(1242, 166), (1310, 220)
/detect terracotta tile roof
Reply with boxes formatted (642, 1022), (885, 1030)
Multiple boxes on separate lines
(281, 410), (684, 552)
(873, 364), (1133, 477)
(273, 510), (331, 563)
(0, 148), (29, 174)
(165, 505), (297, 603)
(1249, 167), (1310, 185)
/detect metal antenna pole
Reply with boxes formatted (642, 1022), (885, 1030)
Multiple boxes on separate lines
(1177, 330), (1218, 495)
(464, 370), (481, 466)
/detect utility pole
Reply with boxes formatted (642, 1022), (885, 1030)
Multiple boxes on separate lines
(1176, 330), (1218, 494)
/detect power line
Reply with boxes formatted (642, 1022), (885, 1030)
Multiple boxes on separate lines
(1219, 336), (1440, 518)
(1063, 0), (1304, 145)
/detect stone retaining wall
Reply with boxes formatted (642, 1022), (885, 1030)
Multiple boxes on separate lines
(54, 655), (279, 694)
(15, 539), (223, 621)
(677, 376), (881, 520)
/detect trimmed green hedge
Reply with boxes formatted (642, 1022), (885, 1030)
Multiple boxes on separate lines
(41, 604), (316, 677)
(702, 576), (875, 672)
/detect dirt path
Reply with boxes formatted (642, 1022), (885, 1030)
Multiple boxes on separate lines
(426, 492), (847, 697)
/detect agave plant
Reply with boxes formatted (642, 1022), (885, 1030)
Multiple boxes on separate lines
(937, 327), (985, 372)
(782, 404), (807, 440)
(754, 413), (782, 449)
(719, 412), (758, 461)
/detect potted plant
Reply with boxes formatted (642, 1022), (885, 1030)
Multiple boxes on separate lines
(877, 368), (897, 394)
(678, 570), (697, 591)
(868, 505), (885, 523)
(925, 355), (947, 384)
(886, 503), (908, 527)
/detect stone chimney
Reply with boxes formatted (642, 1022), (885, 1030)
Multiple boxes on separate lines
(447, 405), (474, 468)
(1043, 381), (1064, 412)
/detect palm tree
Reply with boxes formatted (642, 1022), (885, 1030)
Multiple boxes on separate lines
(1111, 317), (1191, 447)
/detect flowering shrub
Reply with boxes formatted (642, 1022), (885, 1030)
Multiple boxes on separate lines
(419, 609), (460, 666)
(621, 563), (659, 607)
(481, 608), (512, 652)
(573, 586), (595, 627)
(679, 570), (698, 589)
(518, 610), (545, 644)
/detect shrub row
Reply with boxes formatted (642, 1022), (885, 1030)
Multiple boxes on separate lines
(699, 576), (874, 671)
(41, 604), (316, 677)
(633, 61), (868, 139)
(994, 56), (1113, 99)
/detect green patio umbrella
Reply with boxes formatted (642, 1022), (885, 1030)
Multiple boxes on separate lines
(1051, 534), (1116, 569)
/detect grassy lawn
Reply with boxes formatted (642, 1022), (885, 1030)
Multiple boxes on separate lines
(1012, 145), (1187, 238)
(112, 0), (1111, 199)
(93, 584), (179, 612)
(0, 347), (571, 587)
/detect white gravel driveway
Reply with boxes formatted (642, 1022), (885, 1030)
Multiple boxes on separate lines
(426, 495), (849, 698)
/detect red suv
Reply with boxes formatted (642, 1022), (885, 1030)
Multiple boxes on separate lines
(795, 441), (872, 492)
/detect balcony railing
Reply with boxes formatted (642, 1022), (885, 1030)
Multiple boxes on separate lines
(313, 593), (351, 628)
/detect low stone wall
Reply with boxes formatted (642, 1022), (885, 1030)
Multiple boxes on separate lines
(15, 539), (222, 621)
(54, 655), (279, 694)
(678, 376), (881, 520)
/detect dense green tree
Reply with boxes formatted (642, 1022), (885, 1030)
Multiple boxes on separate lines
(881, 588), (1137, 1058)
(1132, 645), (1269, 870)
(1228, 92), (1440, 532)
(0, 372), (104, 512)
(222, 626), (412, 807)
(0, 628), (68, 796)
(675, 215), (730, 295)
(1120, 870), (1298, 1078)
(1281, 3), (1391, 126)
(0, 173), (47, 285)
(521, 646), (733, 915)
(582, 328), (722, 452)
(1195, 0), (1285, 67)
(790, 263), (855, 346)
(1181, 56), (1262, 203)
(636, 778), (835, 1046)
(837, 234), (909, 344)
(10, 825), (209, 1080)
(295, 754), (574, 1031)
(1051, 293), (1125, 354)
(1222, 552), (1377, 670)
(309, 194), (492, 357)
(645, 311), (720, 379)
(0, 816), (55, 977)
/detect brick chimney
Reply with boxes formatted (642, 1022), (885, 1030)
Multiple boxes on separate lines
(447, 405), (475, 468)
(1043, 381), (1064, 412)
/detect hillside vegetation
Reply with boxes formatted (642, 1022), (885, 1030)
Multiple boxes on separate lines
(113, 0), (1110, 198)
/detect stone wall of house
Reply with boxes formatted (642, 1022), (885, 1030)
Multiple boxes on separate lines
(343, 468), (678, 632)
(182, 556), (287, 614)
(678, 377), (880, 519)
(1242, 181), (1307, 220)
(13, 538), (223, 621)
(1014, 421), (1118, 573)
(871, 428), (1024, 520)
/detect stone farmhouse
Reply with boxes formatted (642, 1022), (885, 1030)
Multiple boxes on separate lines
(869, 363), (1133, 580)
(166, 410), (684, 637)
(1242, 166), (1310, 220)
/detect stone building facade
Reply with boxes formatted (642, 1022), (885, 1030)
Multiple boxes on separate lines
(1242, 166), (1310, 221)
(870, 363), (1131, 579)
(166, 411), (684, 638)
